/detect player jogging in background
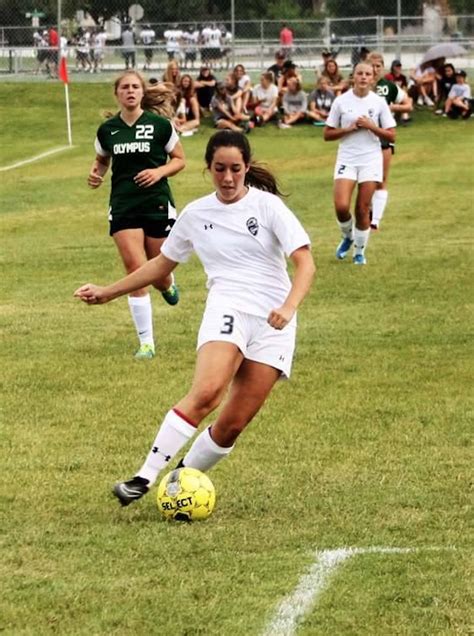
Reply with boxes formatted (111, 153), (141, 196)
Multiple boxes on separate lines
(324, 62), (396, 265)
(87, 71), (184, 359)
(368, 52), (413, 231)
(75, 131), (315, 506)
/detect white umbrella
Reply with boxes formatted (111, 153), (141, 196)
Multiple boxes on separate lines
(421, 43), (467, 64)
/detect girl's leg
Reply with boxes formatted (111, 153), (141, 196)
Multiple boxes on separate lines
(334, 178), (357, 259)
(371, 148), (391, 229)
(113, 229), (155, 353)
(134, 342), (244, 484)
(353, 181), (377, 262)
(182, 359), (280, 471)
(144, 236), (173, 291)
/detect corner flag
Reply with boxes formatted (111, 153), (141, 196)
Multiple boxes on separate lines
(59, 56), (72, 146)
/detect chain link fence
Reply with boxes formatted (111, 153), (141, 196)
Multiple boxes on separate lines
(0, 6), (473, 77)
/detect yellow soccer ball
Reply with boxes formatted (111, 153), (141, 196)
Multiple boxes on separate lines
(156, 467), (216, 521)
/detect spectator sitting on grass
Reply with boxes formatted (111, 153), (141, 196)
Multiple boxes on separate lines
(251, 71), (279, 126)
(279, 77), (307, 128)
(443, 69), (472, 119)
(210, 82), (251, 132)
(435, 63), (456, 114)
(321, 58), (348, 96)
(307, 76), (335, 125)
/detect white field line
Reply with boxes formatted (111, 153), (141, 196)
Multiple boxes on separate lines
(262, 546), (455, 636)
(0, 146), (73, 172)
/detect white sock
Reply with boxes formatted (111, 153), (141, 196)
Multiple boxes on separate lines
(337, 218), (353, 239)
(128, 294), (154, 347)
(182, 426), (234, 472)
(371, 190), (388, 227)
(137, 409), (197, 485)
(353, 227), (370, 256)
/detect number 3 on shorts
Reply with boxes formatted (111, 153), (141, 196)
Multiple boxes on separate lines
(220, 314), (234, 334)
(337, 164), (346, 175)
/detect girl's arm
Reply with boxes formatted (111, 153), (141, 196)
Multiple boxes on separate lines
(323, 123), (358, 141)
(74, 254), (178, 304)
(267, 246), (315, 330)
(88, 154), (110, 188)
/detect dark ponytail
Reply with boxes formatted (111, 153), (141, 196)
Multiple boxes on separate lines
(205, 131), (285, 197)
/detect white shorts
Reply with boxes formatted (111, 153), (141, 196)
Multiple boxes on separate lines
(197, 306), (296, 379)
(334, 157), (383, 183)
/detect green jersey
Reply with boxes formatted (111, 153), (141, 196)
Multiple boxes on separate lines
(95, 111), (179, 217)
(375, 78), (404, 105)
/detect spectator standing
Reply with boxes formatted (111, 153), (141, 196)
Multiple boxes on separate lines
(48, 26), (59, 78)
(182, 25), (199, 70)
(34, 30), (49, 74)
(140, 24), (155, 71)
(122, 25), (136, 69)
(164, 25), (183, 62)
(279, 23), (294, 58)
(201, 23), (222, 68)
(91, 28), (107, 73)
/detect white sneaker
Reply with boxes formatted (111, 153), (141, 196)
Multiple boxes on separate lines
(181, 130), (194, 137)
(417, 96), (424, 106)
(278, 122), (291, 129)
(424, 96), (434, 107)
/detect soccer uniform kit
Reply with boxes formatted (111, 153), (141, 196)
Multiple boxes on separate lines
(326, 89), (396, 182)
(161, 187), (311, 377)
(94, 111), (179, 237)
(375, 78), (405, 151)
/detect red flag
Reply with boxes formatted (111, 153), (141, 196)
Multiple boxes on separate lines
(59, 56), (69, 84)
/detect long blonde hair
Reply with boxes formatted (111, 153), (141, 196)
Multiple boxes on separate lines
(108, 71), (176, 119)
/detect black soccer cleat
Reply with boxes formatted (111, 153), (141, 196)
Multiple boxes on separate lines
(112, 476), (150, 507)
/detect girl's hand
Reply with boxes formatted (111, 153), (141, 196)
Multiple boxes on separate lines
(356, 116), (375, 130)
(74, 284), (110, 305)
(87, 168), (104, 189)
(134, 168), (162, 188)
(267, 303), (296, 330)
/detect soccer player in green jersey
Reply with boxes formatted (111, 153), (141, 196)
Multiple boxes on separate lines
(88, 71), (185, 359)
(368, 53), (413, 231)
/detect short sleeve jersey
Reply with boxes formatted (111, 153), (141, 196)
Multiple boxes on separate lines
(252, 83), (278, 109)
(326, 89), (396, 165)
(448, 83), (471, 100)
(375, 78), (405, 105)
(282, 90), (308, 114)
(95, 111), (179, 217)
(161, 187), (311, 318)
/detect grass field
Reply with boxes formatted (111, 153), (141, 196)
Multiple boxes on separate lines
(1, 82), (473, 635)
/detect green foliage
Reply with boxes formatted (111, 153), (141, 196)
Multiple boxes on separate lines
(0, 83), (472, 635)
(326, 0), (422, 17)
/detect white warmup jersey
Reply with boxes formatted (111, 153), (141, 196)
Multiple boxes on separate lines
(326, 89), (396, 165)
(161, 187), (311, 319)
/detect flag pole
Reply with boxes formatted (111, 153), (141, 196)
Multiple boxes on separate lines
(64, 81), (72, 146)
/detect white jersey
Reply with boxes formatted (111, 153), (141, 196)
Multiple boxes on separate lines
(161, 187), (311, 319)
(202, 27), (221, 48)
(140, 28), (155, 45)
(326, 89), (396, 165)
(164, 29), (182, 53)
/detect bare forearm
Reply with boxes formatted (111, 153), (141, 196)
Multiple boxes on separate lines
(158, 156), (185, 178)
(104, 256), (176, 300)
(284, 256), (316, 310)
(324, 126), (355, 141)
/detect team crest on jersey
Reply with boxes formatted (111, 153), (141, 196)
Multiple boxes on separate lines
(246, 217), (259, 236)
(368, 109), (375, 117)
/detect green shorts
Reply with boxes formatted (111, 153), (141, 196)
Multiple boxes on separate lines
(109, 200), (176, 238)
(381, 140), (395, 154)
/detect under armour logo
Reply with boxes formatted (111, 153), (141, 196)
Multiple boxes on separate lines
(279, 355), (285, 361)
(204, 223), (214, 230)
(152, 446), (171, 462)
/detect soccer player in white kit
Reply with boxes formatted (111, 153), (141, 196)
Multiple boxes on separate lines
(324, 63), (396, 264)
(75, 131), (315, 506)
